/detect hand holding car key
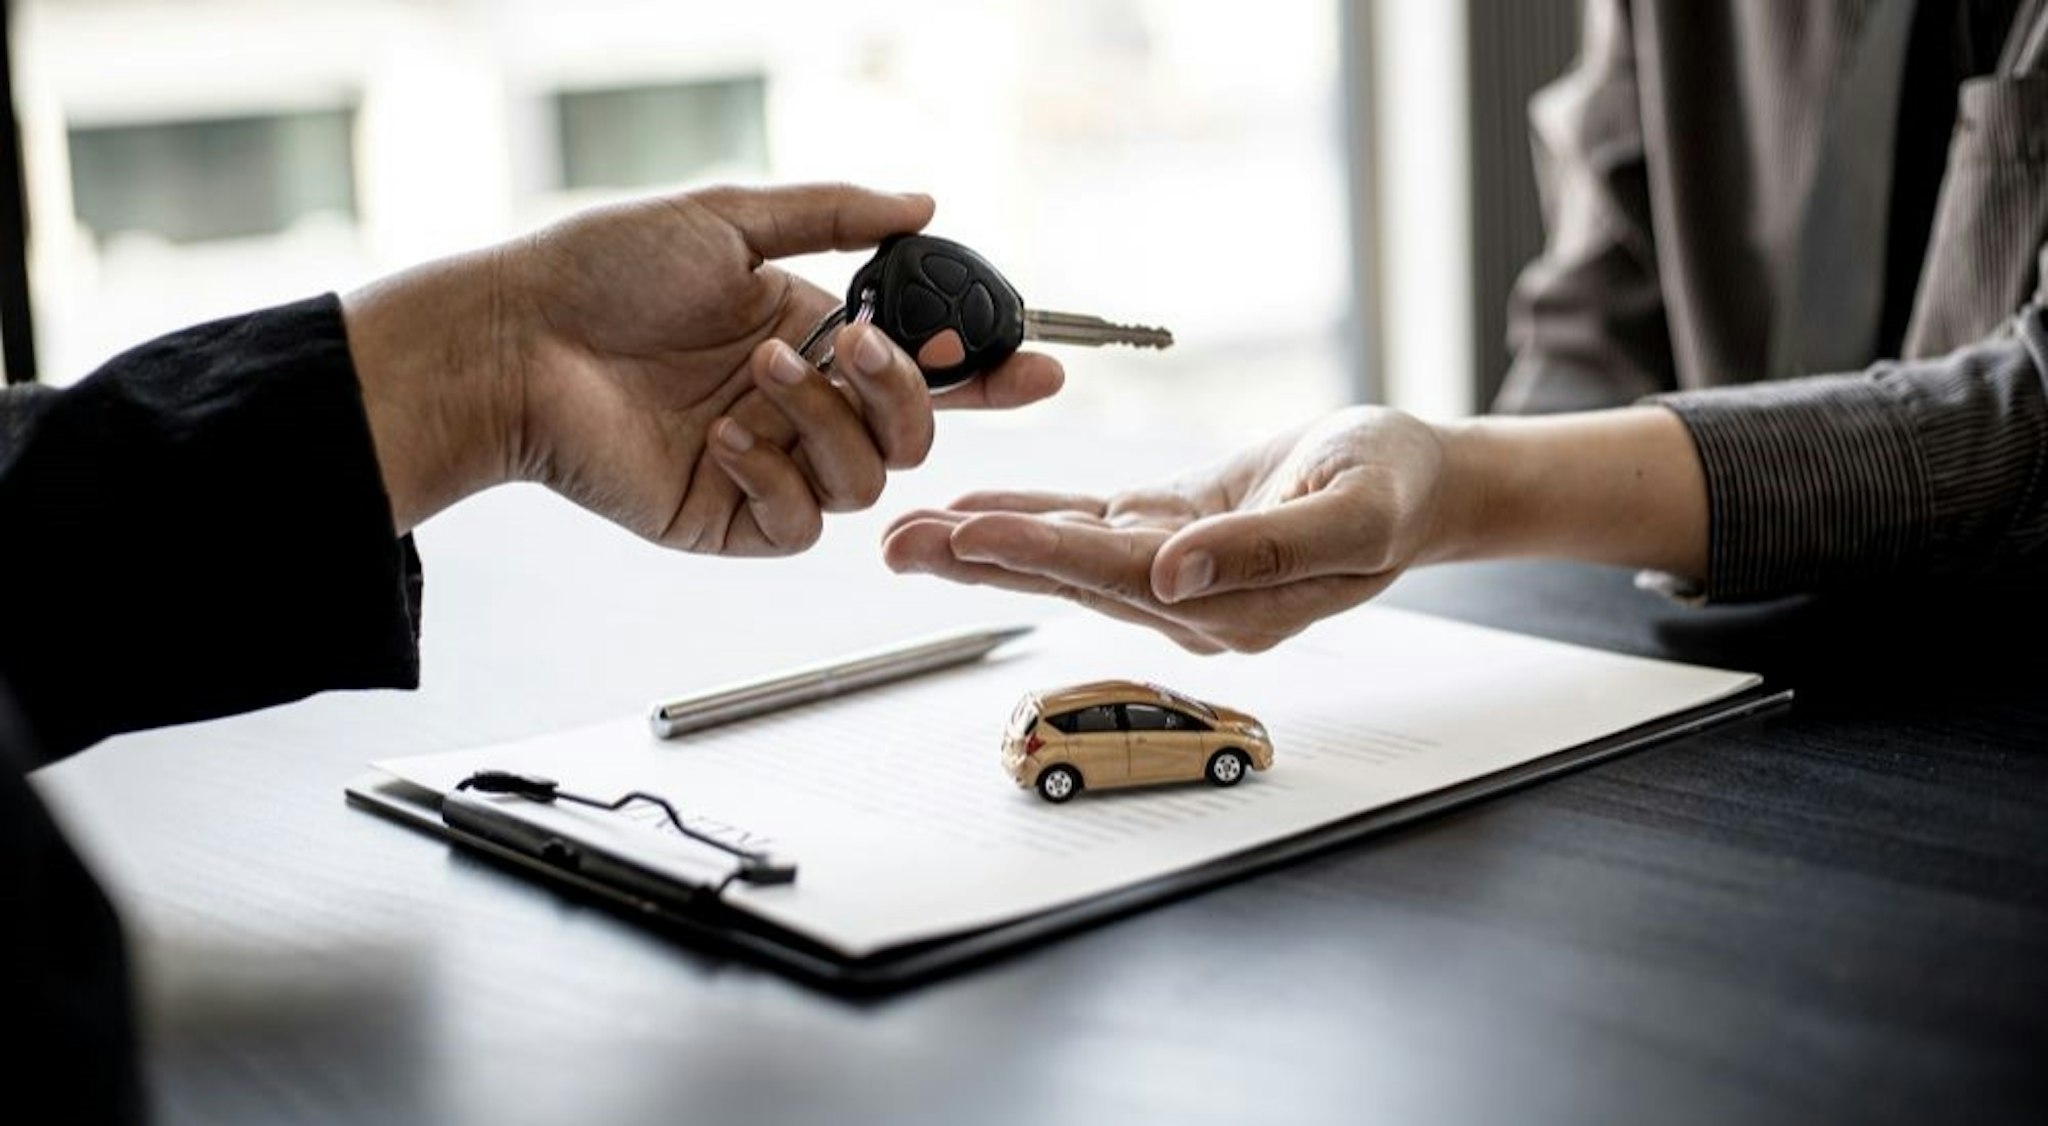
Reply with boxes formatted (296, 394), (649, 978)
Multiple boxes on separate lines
(797, 234), (1174, 391)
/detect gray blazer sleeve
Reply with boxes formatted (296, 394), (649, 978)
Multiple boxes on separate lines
(1650, 306), (2048, 602)
(1492, 0), (1679, 415)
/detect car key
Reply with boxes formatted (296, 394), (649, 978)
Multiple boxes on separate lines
(797, 234), (1173, 391)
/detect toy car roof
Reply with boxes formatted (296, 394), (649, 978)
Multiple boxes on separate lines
(1026, 679), (1220, 719)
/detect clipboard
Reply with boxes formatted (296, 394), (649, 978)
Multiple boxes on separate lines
(344, 681), (1791, 996)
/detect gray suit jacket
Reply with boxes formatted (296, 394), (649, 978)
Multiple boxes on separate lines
(1499, 0), (2048, 407)
(1494, 0), (2048, 602)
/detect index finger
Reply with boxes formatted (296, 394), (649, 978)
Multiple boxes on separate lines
(693, 183), (935, 260)
(948, 513), (1168, 609)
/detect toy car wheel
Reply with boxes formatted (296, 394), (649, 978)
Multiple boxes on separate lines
(1037, 765), (1081, 803)
(1206, 749), (1248, 787)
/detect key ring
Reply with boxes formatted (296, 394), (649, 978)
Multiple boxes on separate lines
(794, 290), (877, 375)
(795, 307), (846, 370)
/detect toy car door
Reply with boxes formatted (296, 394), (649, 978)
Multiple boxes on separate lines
(1123, 703), (1204, 784)
(1062, 703), (1129, 786)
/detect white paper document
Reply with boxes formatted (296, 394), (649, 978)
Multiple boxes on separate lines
(371, 607), (1764, 958)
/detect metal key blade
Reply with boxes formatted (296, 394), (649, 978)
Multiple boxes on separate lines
(1024, 309), (1174, 350)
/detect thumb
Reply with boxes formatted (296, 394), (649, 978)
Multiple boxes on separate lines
(694, 183), (935, 260)
(1150, 489), (1397, 603)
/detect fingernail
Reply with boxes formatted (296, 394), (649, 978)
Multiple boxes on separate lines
(714, 419), (754, 453)
(852, 326), (892, 375)
(952, 538), (997, 563)
(1168, 551), (1214, 602)
(766, 343), (809, 387)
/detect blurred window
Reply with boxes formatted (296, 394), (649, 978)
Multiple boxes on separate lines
(22, 0), (1351, 436)
(68, 110), (356, 244)
(556, 78), (766, 191)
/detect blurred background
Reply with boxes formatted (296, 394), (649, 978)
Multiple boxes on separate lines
(0, 0), (1578, 443)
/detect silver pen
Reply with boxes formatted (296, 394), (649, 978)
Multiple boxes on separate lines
(648, 624), (1035, 739)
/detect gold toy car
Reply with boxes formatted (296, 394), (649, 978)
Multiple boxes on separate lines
(1002, 680), (1274, 803)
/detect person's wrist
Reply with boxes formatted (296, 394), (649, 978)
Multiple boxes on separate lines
(341, 246), (522, 534)
(1424, 416), (1505, 564)
(1424, 407), (1708, 576)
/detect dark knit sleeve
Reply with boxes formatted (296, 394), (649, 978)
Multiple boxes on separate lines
(0, 293), (423, 759)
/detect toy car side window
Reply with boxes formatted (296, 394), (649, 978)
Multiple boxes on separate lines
(1070, 705), (1119, 734)
(1045, 711), (1080, 734)
(1163, 708), (1210, 732)
(1124, 704), (1173, 731)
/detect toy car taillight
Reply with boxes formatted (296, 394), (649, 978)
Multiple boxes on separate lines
(1025, 734), (1043, 755)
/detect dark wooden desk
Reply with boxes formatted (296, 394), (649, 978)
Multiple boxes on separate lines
(33, 426), (2048, 1125)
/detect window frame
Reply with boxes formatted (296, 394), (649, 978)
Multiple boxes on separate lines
(1, 13), (35, 384)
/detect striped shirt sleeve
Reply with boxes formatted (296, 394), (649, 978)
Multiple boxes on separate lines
(1645, 305), (2048, 602)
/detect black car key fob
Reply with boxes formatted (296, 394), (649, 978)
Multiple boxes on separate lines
(846, 234), (1027, 391)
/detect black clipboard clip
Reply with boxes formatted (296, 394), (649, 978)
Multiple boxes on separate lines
(448, 770), (797, 891)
